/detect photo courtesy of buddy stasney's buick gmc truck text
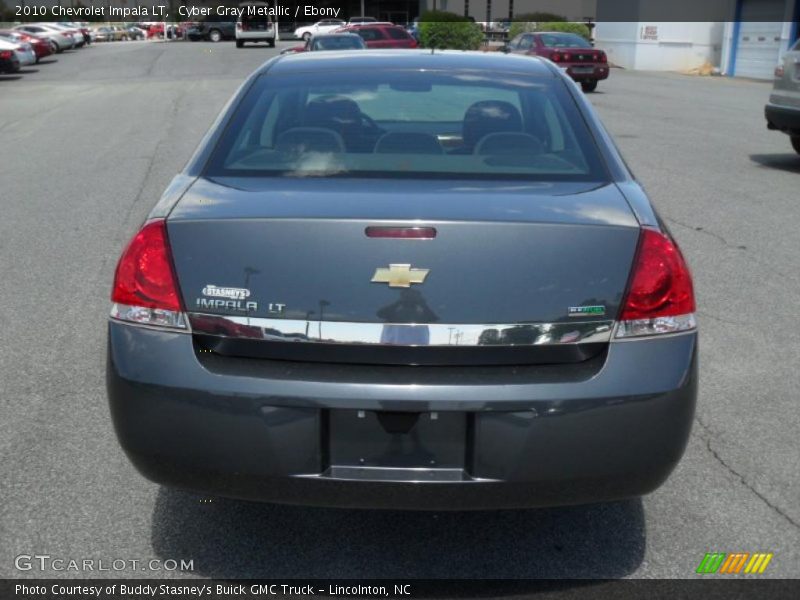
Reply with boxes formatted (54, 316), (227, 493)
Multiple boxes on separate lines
(107, 50), (698, 510)
(18, 583), (390, 597)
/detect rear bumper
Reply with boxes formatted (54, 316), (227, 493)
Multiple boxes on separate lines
(765, 103), (800, 135)
(237, 31), (276, 40)
(564, 64), (610, 82)
(107, 321), (697, 509)
(0, 56), (20, 73)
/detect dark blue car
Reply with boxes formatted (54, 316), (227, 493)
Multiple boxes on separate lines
(107, 50), (697, 509)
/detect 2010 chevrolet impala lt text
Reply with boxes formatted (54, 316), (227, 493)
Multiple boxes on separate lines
(106, 50), (698, 510)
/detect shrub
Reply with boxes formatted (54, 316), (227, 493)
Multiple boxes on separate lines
(508, 12), (566, 39)
(418, 11), (484, 50)
(536, 21), (592, 40)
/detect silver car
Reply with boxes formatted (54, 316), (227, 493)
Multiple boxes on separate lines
(765, 38), (800, 155)
(14, 24), (74, 53)
(8, 40), (36, 67)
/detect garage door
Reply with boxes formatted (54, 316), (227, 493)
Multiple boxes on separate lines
(734, 0), (785, 79)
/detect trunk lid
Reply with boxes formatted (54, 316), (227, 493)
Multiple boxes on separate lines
(167, 177), (640, 363)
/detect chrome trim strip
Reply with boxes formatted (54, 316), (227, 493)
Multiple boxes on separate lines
(187, 313), (613, 346)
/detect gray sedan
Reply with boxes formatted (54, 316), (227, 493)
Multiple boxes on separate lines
(106, 51), (697, 510)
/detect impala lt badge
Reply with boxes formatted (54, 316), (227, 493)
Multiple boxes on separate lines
(371, 264), (430, 288)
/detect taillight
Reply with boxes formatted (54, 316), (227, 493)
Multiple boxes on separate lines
(551, 52), (562, 62)
(110, 219), (186, 329)
(774, 65), (784, 78)
(616, 228), (696, 338)
(0, 50), (12, 59)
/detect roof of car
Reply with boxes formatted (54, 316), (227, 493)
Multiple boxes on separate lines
(313, 32), (362, 38)
(265, 50), (555, 76)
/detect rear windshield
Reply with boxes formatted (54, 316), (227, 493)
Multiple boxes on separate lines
(206, 69), (608, 181)
(312, 36), (364, 50)
(539, 33), (593, 49)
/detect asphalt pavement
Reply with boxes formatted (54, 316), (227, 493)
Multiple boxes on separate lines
(0, 41), (798, 580)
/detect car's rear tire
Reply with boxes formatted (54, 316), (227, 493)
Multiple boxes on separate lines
(581, 80), (598, 93)
(236, 40), (244, 48)
(208, 29), (222, 43)
(792, 136), (800, 155)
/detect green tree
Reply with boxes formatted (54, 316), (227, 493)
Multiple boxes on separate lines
(418, 11), (484, 51)
(536, 22), (592, 41)
(508, 12), (566, 40)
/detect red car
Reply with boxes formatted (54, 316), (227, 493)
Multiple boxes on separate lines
(0, 30), (54, 62)
(334, 23), (418, 49)
(505, 31), (609, 92)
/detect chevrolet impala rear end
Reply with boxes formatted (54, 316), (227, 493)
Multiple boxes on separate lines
(106, 51), (697, 510)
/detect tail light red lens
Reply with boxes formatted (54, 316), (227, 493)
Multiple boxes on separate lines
(111, 219), (186, 328)
(551, 52), (562, 62)
(0, 50), (12, 59)
(617, 229), (696, 338)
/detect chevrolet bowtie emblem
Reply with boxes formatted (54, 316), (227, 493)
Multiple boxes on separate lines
(371, 264), (430, 288)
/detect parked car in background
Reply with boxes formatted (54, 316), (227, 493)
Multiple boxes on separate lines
(283, 33), (367, 53)
(294, 20), (346, 41)
(0, 30), (53, 63)
(504, 31), (609, 92)
(336, 24), (418, 49)
(125, 26), (147, 41)
(145, 22), (165, 39)
(187, 21), (236, 42)
(406, 19), (419, 41)
(0, 39), (36, 67)
(236, 2), (276, 48)
(93, 27), (114, 43)
(48, 23), (86, 48)
(308, 33), (366, 51)
(59, 22), (92, 45)
(0, 39), (21, 73)
(765, 38), (800, 155)
(14, 24), (74, 53)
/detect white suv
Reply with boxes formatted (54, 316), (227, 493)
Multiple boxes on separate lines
(236, 2), (276, 48)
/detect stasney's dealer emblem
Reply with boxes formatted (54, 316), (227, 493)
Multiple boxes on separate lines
(202, 285), (250, 300)
(371, 264), (430, 288)
(198, 285), (257, 312)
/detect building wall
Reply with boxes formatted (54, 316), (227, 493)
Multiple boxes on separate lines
(720, 0), (799, 78)
(596, 22), (723, 71)
(419, 0), (596, 22)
